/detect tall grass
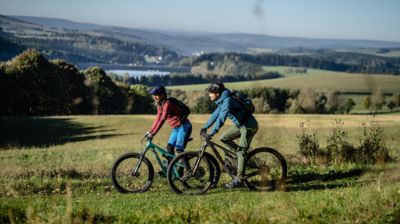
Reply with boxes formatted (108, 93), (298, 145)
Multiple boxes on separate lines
(1, 115), (400, 223)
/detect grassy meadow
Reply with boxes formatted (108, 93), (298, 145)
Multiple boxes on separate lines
(1, 114), (400, 223)
(170, 66), (400, 113)
(170, 68), (400, 94)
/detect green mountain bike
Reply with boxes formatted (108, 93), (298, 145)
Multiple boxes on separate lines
(110, 135), (220, 193)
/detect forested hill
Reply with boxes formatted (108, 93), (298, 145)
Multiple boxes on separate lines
(5, 15), (400, 55)
(1, 15), (400, 75)
(183, 52), (400, 75)
(0, 15), (182, 65)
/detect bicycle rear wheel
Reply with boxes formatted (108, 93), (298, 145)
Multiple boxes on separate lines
(167, 151), (214, 194)
(244, 147), (287, 191)
(110, 152), (154, 193)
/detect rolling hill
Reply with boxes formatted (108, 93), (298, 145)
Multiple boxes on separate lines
(169, 69), (400, 94)
(6, 15), (400, 55)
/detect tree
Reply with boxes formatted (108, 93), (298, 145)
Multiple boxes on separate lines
(370, 89), (385, 112)
(51, 59), (94, 114)
(324, 91), (340, 113)
(192, 95), (216, 114)
(392, 93), (400, 107)
(127, 84), (155, 114)
(290, 89), (327, 114)
(343, 98), (356, 114)
(387, 101), (396, 111)
(364, 96), (371, 110)
(83, 67), (127, 114)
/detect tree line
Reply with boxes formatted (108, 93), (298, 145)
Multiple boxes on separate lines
(111, 72), (282, 86)
(182, 52), (400, 75)
(3, 50), (399, 116)
(0, 50), (154, 116)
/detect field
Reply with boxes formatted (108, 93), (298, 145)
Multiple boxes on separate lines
(1, 114), (400, 223)
(170, 68), (400, 94)
(170, 67), (400, 113)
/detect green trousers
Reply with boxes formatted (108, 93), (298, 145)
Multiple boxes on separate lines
(219, 116), (258, 178)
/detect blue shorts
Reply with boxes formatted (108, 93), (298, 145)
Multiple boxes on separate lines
(168, 121), (192, 152)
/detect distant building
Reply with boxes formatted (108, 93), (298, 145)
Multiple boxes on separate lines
(144, 55), (162, 64)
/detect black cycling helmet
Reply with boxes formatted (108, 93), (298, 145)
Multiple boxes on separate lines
(205, 81), (225, 93)
(148, 85), (166, 95)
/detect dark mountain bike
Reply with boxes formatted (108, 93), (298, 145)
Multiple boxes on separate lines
(167, 132), (287, 194)
(110, 135), (220, 193)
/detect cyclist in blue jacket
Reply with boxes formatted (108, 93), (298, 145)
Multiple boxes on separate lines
(201, 81), (258, 189)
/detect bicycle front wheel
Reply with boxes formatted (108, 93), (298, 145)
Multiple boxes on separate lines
(167, 151), (214, 194)
(244, 147), (287, 191)
(110, 152), (154, 193)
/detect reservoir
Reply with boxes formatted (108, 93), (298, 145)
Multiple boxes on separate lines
(107, 69), (170, 77)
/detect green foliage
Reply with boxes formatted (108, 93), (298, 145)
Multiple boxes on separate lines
(0, 49), (92, 115)
(192, 94), (216, 114)
(127, 71), (281, 87)
(359, 120), (390, 164)
(343, 98), (356, 114)
(244, 88), (291, 113)
(191, 59), (264, 77)
(298, 119), (391, 165)
(370, 88), (386, 112)
(393, 93), (400, 107)
(326, 120), (356, 164)
(297, 122), (321, 165)
(127, 84), (155, 114)
(387, 100), (396, 111)
(2, 31), (180, 65)
(288, 89), (331, 114)
(387, 93), (400, 111)
(0, 50), (157, 116)
(364, 96), (371, 109)
(190, 52), (400, 75)
(1, 115), (399, 223)
(83, 67), (127, 114)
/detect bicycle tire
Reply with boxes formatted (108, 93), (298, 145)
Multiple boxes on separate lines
(167, 151), (215, 194)
(110, 152), (154, 193)
(244, 147), (287, 191)
(178, 151), (219, 189)
(207, 152), (221, 188)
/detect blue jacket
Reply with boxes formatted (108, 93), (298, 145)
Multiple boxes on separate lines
(203, 89), (251, 136)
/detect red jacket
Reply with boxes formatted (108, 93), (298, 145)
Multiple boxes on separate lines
(150, 100), (189, 135)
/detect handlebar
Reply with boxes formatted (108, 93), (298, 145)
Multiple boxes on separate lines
(200, 131), (212, 141)
(141, 134), (152, 144)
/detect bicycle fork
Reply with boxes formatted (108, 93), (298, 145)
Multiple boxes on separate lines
(189, 142), (208, 177)
(131, 147), (150, 176)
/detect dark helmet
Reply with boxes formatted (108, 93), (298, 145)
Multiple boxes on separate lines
(148, 85), (166, 95)
(205, 81), (225, 93)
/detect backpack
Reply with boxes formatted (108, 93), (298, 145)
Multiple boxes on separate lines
(167, 97), (190, 121)
(231, 91), (255, 118)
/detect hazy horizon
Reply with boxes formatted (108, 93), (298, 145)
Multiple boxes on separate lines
(1, 0), (400, 42)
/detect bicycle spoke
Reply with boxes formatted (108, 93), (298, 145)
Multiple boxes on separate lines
(111, 153), (154, 193)
(167, 152), (214, 194)
(244, 148), (287, 191)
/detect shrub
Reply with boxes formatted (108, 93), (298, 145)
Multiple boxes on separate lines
(297, 122), (321, 165)
(358, 120), (390, 164)
(326, 119), (357, 164)
(297, 119), (391, 165)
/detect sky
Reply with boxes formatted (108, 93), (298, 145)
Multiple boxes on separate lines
(1, 0), (399, 42)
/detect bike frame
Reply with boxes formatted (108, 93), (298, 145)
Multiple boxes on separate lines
(132, 139), (176, 176)
(192, 137), (263, 181)
(193, 138), (238, 179)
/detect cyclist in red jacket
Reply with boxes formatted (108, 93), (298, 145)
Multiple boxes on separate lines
(145, 85), (192, 162)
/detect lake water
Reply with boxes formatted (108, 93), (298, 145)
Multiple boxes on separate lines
(107, 69), (170, 77)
